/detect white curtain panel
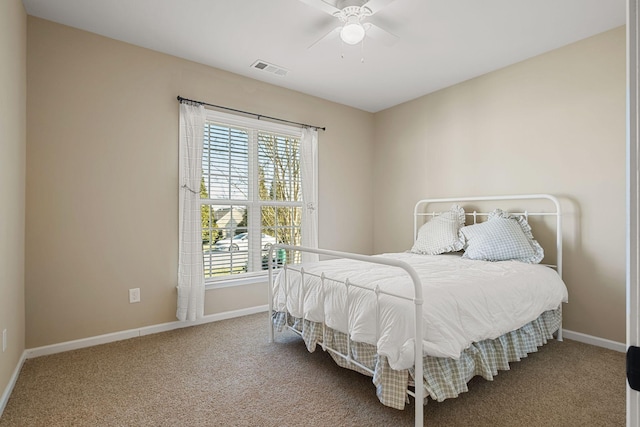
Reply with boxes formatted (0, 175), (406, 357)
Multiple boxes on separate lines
(177, 103), (207, 321)
(300, 127), (319, 262)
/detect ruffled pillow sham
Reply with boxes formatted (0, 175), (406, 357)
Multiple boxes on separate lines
(411, 204), (465, 255)
(459, 209), (544, 263)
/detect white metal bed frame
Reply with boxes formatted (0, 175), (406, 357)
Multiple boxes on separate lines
(267, 194), (563, 427)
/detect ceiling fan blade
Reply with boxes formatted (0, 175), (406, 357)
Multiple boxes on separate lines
(298, 0), (341, 16)
(307, 26), (341, 49)
(362, 0), (397, 15)
(363, 22), (398, 46)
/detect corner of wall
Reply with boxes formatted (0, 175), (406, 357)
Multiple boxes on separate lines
(0, 0), (27, 412)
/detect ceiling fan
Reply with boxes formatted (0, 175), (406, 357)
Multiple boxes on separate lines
(300, 0), (399, 48)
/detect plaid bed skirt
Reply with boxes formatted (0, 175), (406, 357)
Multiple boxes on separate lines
(272, 309), (561, 410)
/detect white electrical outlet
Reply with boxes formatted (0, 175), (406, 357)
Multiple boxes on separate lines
(129, 288), (141, 303)
(2, 329), (7, 352)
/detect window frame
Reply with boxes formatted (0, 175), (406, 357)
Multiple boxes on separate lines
(200, 110), (306, 287)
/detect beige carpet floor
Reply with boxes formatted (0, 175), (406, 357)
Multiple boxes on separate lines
(0, 312), (625, 426)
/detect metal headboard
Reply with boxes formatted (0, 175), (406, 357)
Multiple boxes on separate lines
(413, 194), (562, 279)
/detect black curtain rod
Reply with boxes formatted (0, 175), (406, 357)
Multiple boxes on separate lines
(177, 96), (326, 132)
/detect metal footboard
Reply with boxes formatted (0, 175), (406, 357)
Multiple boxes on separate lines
(267, 245), (426, 427)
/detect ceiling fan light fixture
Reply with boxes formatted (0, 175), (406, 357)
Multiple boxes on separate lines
(340, 22), (365, 45)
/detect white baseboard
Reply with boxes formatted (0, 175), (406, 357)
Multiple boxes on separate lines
(562, 329), (626, 353)
(25, 305), (269, 359)
(0, 350), (27, 418)
(19, 310), (626, 359)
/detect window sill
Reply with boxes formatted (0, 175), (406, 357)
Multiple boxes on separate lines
(205, 273), (271, 290)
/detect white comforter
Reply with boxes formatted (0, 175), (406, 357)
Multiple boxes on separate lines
(272, 252), (568, 370)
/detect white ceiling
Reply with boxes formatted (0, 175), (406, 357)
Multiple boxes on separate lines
(22, 0), (626, 112)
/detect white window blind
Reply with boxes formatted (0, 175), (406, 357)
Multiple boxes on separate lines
(200, 110), (305, 282)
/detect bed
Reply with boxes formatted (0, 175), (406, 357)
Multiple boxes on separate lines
(267, 194), (568, 427)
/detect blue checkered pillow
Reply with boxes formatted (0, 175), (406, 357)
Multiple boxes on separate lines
(411, 204), (465, 255)
(459, 209), (544, 263)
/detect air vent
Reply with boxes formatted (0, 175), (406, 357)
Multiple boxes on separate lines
(251, 60), (289, 77)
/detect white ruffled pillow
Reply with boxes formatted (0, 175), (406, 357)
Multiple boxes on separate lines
(459, 209), (544, 263)
(411, 204), (465, 255)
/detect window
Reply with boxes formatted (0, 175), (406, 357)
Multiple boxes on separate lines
(199, 110), (306, 282)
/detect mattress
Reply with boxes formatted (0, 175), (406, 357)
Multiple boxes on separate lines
(272, 252), (568, 370)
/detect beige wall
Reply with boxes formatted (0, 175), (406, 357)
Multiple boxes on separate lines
(25, 17), (374, 348)
(0, 0), (27, 403)
(373, 27), (626, 343)
(25, 17), (626, 348)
